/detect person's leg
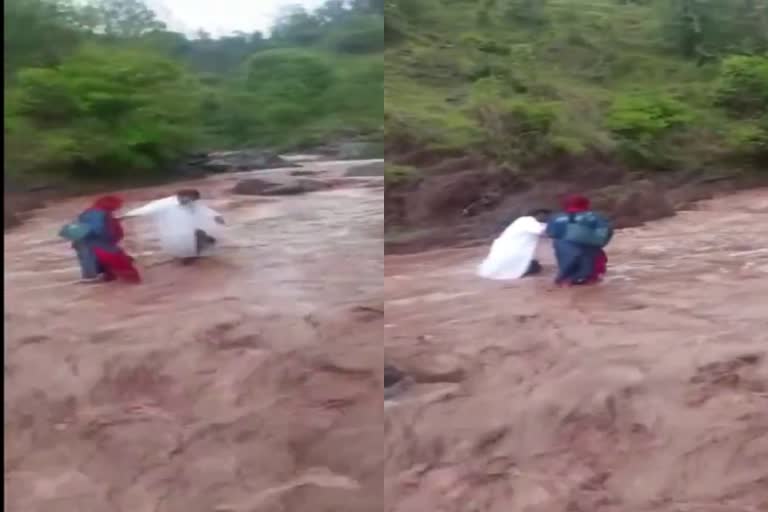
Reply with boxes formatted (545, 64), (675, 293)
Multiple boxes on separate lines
(553, 240), (580, 285)
(101, 266), (117, 282)
(572, 246), (599, 285)
(195, 229), (216, 255)
(93, 247), (141, 283)
(522, 259), (542, 277)
(74, 243), (101, 280)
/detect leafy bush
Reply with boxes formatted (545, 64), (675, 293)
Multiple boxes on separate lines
(728, 117), (768, 164)
(327, 15), (384, 53)
(715, 55), (768, 117)
(607, 93), (692, 140)
(246, 49), (335, 101)
(606, 93), (693, 167)
(4, 0), (81, 74)
(384, 163), (418, 185)
(5, 0), (383, 183)
(6, 45), (203, 178)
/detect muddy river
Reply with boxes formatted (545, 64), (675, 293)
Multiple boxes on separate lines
(385, 189), (768, 512)
(5, 172), (768, 512)
(4, 161), (383, 512)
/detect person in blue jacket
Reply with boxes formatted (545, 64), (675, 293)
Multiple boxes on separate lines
(545, 195), (613, 286)
(62, 195), (140, 283)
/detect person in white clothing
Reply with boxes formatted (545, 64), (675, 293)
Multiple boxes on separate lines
(122, 189), (225, 264)
(477, 209), (551, 280)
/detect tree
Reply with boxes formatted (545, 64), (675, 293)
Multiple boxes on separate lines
(6, 45), (203, 177)
(80, 0), (166, 38)
(271, 6), (325, 46)
(4, 0), (81, 75)
(715, 55), (768, 116)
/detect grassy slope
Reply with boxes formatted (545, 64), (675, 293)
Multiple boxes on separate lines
(384, 0), (735, 175)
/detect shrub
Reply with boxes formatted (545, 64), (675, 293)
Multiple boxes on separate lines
(728, 117), (768, 164)
(469, 80), (559, 163)
(6, 45), (203, 178)
(715, 55), (768, 117)
(327, 15), (384, 54)
(606, 93), (693, 167)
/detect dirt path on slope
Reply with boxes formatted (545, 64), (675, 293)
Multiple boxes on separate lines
(384, 189), (768, 512)
(4, 161), (383, 512)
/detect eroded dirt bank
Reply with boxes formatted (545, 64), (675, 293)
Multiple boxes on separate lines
(384, 153), (767, 254)
(385, 189), (768, 511)
(4, 161), (383, 512)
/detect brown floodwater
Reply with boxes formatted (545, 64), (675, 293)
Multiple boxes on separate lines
(4, 161), (384, 512)
(6, 173), (768, 512)
(384, 189), (768, 512)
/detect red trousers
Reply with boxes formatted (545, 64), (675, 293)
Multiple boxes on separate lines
(93, 247), (141, 283)
(588, 249), (607, 283)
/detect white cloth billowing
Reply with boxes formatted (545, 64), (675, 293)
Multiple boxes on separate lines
(124, 196), (224, 259)
(477, 216), (545, 280)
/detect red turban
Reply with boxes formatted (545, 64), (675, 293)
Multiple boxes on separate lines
(563, 194), (591, 213)
(91, 195), (124, 212)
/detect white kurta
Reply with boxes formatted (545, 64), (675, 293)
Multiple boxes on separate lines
(477, 216), (545, 280)
(124, 196), (223, 258)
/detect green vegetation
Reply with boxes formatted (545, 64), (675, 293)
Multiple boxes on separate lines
(4, 0), (383, 181)
(385, 0), (768, 173)
(384, 162), (417, 184)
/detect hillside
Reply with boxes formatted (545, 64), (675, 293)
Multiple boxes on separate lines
(383, 0), (766, 246)
(385, 0), (766, 172)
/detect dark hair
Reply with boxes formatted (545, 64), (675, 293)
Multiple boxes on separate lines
(528, 208), (552, 218)
(177, 189), (201, 200)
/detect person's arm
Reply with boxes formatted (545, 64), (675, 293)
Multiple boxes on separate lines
(545, 215), (565, 239)
(199, 204), (225, 225)
(122, 197), (175, 218)
(109, 215), (125, 243)
(81, 210), (109, 239)
(597, 214), (614, 245)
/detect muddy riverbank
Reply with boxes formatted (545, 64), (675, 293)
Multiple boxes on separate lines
(384, 154), (766, 254)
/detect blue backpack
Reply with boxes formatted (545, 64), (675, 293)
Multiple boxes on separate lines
(562, 212), (613, 248)
(59, 221), (92, 241)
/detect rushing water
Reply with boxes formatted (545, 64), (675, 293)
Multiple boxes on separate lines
(384, 189), (768, 512)
(4, 162), (384, 512)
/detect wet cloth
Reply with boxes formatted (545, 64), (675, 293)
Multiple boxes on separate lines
(123, 196), (223, 259)
(590, 249), (608, 283)
(477, 216), (546, 280)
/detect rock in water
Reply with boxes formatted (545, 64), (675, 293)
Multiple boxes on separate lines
(385, 365), (405, 388)
(202, 149), (297, 173)
(385, 364), (408, 401)
(232, 178), (331, 196)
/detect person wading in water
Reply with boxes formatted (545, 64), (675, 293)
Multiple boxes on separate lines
(60, 195), (141, 284)
(545, 195), (612, 286)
